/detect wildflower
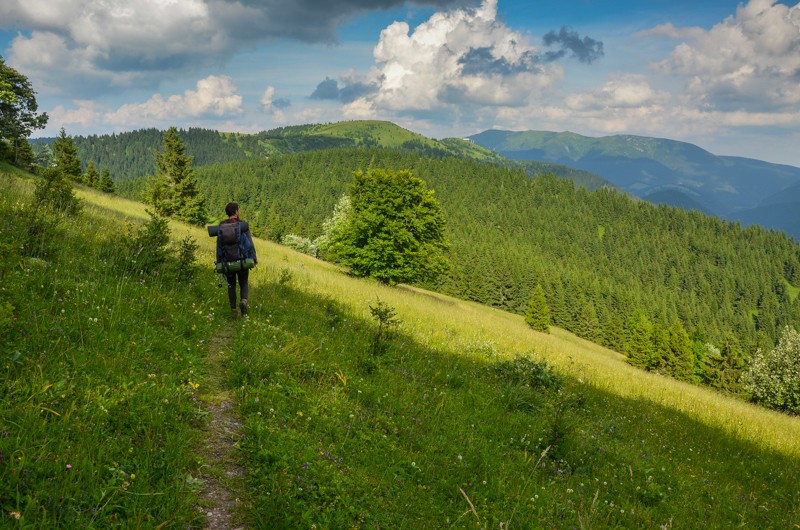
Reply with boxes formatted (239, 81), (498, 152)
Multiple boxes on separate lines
(66, 464), (72, 470)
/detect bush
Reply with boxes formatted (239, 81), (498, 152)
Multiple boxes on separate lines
(281, 233), (318, 257)
(492, 354), (563, 391)
(743, 326), (800, 414)
(33, 167), (82, 216)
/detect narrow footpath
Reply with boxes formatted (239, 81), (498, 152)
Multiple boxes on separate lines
(197, 324), (247, 530)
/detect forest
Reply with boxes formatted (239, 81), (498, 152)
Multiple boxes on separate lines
(107, 146), (800, 398)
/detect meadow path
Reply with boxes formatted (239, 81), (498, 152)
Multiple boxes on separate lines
(197, 323), (247, 529)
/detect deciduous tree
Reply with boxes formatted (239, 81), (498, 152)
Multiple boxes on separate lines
(0, 56), (48, 165)
(327, 168), (448, 285)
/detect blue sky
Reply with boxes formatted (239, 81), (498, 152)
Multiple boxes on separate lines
(2, 0), (799, 166)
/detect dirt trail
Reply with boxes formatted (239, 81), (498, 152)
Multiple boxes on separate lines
(197, 324), (247, 530)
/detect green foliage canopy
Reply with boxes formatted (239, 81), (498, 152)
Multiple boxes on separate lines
(744, 326), (800, 413)
(328, 168), (449, 285)
(0, 56), (48, 163)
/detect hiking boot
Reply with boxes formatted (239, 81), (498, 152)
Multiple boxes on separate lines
(231, 307), (239, 318)
(239, 299), (248, 317)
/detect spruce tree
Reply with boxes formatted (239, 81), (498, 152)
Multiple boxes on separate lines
(626, 309), (654, 369)
(146, 127), (207, 225)
(85, 159), (99, 188)
(525, 284), (550, 333)
(53, 128), (81, 181)
(99, 166), (115, 193)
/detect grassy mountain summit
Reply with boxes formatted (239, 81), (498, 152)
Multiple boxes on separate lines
(2, 165), (799, 528)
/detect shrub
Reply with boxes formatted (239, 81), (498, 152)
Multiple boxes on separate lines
(281, 233), (318, 257)
(492, 354), (563, 391)
(743, 326), (800, 414)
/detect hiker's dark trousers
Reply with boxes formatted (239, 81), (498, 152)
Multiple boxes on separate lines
(225, 269), (249, 309)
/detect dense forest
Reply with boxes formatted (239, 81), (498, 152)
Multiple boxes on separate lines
(114, 146), (800, 396)
(33, 125), (609, 191)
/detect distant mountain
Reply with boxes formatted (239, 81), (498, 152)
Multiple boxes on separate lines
(468, 129), (800, 237)
(34, 120), (612, 191)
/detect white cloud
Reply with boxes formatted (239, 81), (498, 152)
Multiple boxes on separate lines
(260, 86), (277, 111)
(363, 0), (561, 112)
(654, 0), (800, 113)
(0, 0), (467, 96)
(104, 75), (243, 126)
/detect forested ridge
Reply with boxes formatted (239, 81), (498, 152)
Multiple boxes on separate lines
(123, 146), (800, 396)
(34, 122), (609, 191)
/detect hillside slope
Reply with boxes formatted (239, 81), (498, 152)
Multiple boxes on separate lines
(469, 129), (800, 236)
(2, 167), (799, 528)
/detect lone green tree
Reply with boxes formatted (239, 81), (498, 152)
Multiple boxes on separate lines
(0, 56), (48, 165)
(145, 127), (207, 225)
(53, 128), (82, 181)
(525, 283), (550, 333)
(327, 168), (448, 285)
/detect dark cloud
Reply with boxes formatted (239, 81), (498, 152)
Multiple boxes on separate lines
(339, 81), (378, 103)
(310, 77), (377, 102)
(542, 26), (604, 64)
(220, 0), (471, 44)
(310, 77), (340, 100)
(458, 47), (541, 76)
(272, 98), (292, 109)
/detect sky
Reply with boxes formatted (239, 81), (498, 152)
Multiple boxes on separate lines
(1, 0), (799, 166)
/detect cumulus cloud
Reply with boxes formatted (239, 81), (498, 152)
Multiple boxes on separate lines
(348, 0), (602, 114)
(0, 0), (468, 94)
(104, 75), (243, 126)
(653, 0), (800, 113)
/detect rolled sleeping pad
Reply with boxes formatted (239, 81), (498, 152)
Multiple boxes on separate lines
(207, 221), (248, 237)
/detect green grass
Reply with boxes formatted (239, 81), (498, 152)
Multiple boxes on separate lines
(2, 169), (799, 528)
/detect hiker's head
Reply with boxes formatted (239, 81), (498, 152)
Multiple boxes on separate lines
(225, 202), (239, 218)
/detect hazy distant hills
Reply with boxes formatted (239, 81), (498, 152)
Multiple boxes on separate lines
(469, 130), (800, 238)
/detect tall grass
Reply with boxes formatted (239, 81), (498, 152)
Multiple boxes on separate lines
(2, 169), (799, 528)
(1, 173), (226, 527)
(228, 240), (800, 528)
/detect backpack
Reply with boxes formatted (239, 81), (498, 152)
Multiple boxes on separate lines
(219, 221), (242, 262)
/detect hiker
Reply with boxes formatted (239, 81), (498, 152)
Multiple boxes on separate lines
(216, 202), (257, 317)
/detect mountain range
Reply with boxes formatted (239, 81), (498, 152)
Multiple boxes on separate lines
(467, 129), (800, 238)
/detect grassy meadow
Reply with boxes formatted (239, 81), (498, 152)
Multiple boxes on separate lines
(1, 168), (799, 528)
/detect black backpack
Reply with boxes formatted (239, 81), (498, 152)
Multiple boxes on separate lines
(218, 221), (242, 262)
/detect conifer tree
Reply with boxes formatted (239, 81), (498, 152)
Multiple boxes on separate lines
(666, 321), (696, 382)
(84, 159), (99, 188)
(626, 309), (654, 369)
(53, 128), (81, 181)
(99, 166), (115, 193)
(525, 284), (550, 333)
(146, 127), (207, 225)
(578, 301), (601, 342)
